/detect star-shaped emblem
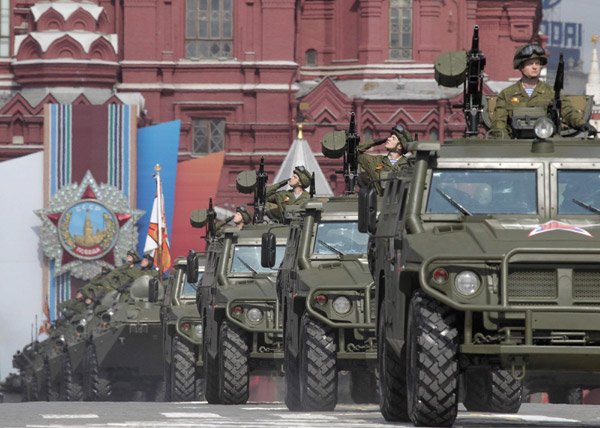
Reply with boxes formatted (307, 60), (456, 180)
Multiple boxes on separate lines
(36, 171), (144, 280)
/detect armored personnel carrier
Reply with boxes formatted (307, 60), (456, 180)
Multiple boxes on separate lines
(82, 275), (165, 401)
(161, 254), (206, 401)
(363, 26), (600, 427)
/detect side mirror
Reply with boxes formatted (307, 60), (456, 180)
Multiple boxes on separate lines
(186, 249), (199, 284)
(261, 232), (277, 268)
(148, 278), (160, 303)
(358, 186), (377, 234)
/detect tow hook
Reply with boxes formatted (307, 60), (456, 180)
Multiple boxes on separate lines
(510, 356), (526, 380)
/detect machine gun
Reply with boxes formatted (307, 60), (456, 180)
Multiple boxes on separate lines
(548, 53), (564, 133)
(205, 197), (217, 242)
(254, 156), (268, 224)
(460, 25), (486, 136)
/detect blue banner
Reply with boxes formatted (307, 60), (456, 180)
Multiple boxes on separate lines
(136, 120), (181, 256)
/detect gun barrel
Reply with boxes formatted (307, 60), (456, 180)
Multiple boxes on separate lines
(471, 25), (479, 51)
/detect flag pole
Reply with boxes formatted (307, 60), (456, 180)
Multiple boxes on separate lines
(155, 163), (162, 273)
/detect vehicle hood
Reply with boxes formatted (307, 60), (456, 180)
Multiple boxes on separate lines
(407, 218), (600, 262)
(216, 275), (277, 303)
(298, 258), (373, 293)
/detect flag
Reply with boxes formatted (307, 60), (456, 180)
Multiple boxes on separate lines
(39, 298), (50, 336)
(144, 167), (172, 275)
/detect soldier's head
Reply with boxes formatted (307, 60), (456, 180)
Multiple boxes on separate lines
(84, 289), (95, 306)
(75, 289), (84, 300)
(126, 250), (140, 264)
(233, 206), (252, 225)
(386, 125), (412, 155)
(101, 266), (111, 275)
(513, 44), (547, 78)
(289, 166), (312, 189)
(141, 254), (154, 269)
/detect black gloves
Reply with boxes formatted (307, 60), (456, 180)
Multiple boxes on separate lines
(579, 123), (597, 135)
(373, 137), (387, 145)
(275, 179), (288, 189)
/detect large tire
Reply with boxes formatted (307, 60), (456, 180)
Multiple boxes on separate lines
(22, 373), (38, 402)
(45, 361), (60, 401)
(63, 354), (83, 401)
(378, 303), (408, 421)
(463, 367), (522, 413)
(548, 387), (583, 405)
(85, 344), (112, 401)
(407, 291), (458, 427)
(284, 315), (303, 411)
(299, 313), (337, 411)
(350, 366), (378, 404)
(171, 337), (197, 401)
(218, 321), (249, 404)
(203, 328), (222, 404)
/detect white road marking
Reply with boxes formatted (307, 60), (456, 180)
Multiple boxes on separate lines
(459, 413), (581, 423)
(273, 413), (338, 420)
(241, 407), (287, 410)
(162, 412), (223, 418)
(41, 414), (99, 419)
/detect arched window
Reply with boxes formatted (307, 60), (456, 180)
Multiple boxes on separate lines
(429, 128), (439, 140)
(389, 0), (412, 60)
(363, 128), (372, 142)
(306, 49), (317, 66)
(186, 0), (233, 59)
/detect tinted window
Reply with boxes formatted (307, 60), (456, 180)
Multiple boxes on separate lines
(231, 246), (285, 273)
(313, 221), (369, 255)
(181, 272), (204, 298)
(426, 169), (537, 215)
(558, 170), (600, 214)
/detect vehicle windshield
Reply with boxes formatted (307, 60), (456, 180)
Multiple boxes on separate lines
(313, 221), (369, 255)
(426, 169), (537, 215)
(230, 245), (285, 273)
(558, 170), (600, 214)
(181, 272), (203, 298)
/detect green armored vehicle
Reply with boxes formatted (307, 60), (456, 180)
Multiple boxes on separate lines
(13, 342), (41, 401)
(161, 254), (206, 401)
(82, 275), (165, 401)
(363, 26), (600, 427)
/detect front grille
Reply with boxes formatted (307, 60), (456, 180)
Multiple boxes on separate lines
(507, 269), (557, 299)
(573, 270), (600, 299)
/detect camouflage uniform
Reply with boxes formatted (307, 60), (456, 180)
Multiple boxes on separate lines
(491, 80), (585, 138)
(358, 126), (413, 196)
(266, 166), (312, 222)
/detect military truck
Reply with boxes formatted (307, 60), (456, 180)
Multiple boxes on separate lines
(361, 26), (600, 427)
(161, 254), (206, 401)
(82, 275), (165, 401)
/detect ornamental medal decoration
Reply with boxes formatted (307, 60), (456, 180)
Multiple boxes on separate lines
(36, 171), (144, 280)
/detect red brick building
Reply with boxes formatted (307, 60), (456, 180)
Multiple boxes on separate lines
(1, 0), (542, 201)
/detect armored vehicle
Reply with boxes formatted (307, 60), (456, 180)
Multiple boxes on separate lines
(196, 224), (287, 404)
(161, 254), (206, 401)
(13, 342), (41, 401)
(263, 196), (375, 411)
(82, 275), (165, 401)
(363, 26), (600, 427)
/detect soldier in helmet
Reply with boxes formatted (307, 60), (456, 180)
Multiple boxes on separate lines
(216, 205), (253, 234)
(357, 125), (413, 195)
(266, 166), (312, 221)
(491, 43), (597, 138)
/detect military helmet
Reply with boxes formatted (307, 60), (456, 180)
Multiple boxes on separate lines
(236, 205), (253, 224)
(127, 249), (141, 262)
(390, 125), (413, 152)
(141, 253), (154, 267)
(293, 165), (312, 189)
(513, 44), (547, 69)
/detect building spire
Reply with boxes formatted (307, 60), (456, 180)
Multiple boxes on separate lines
(586, 36), (600, 100)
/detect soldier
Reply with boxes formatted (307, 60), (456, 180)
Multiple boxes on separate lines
(358, 125), (413, 195)
(216, 205), (253, 234)
(266, 166), (312, 222)
(491, 43), (597, 138)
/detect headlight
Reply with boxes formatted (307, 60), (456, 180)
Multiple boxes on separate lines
(107, 308), (115, 316)
(432, 268), (449, 284)
(247, 308), (264, 323)
(332, 296), (352, 314)
(193, 324), (203, 339)
(454, 271), (481, 296)
(102, 313), (111, 323)
(79, 318), (87, 326)
(534, 117), (554, 139)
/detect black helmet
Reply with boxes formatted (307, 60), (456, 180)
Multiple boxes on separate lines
(293, 165), (312, 189)
(236, 206), (253, 224)
(141, 254), (154, 267)
(390, 125), (412, 153)
(513, 44), (547, 69)
(127, 249), (140, 263)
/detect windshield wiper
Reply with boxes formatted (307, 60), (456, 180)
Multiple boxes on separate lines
(317, 239), (346, 255)
(237, 257), (258, 274)
(572, 198), (600, 214)
(436, 188), (473, 216)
